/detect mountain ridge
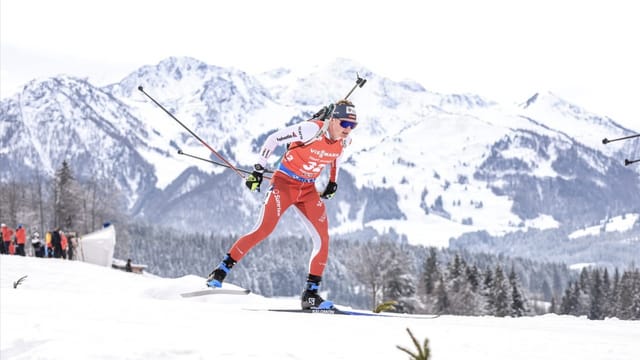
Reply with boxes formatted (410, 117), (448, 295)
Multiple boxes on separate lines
(1, 56), (638, 256)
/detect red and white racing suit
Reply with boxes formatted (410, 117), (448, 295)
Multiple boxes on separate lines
(227, 120), (350, 277)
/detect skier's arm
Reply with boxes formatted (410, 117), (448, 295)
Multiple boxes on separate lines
(256, 122), (321, 168)
(330, 136), (352, 182)
(329, 157), (340, 183)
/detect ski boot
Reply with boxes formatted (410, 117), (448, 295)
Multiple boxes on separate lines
(301, 274), (335, 310)
(206, 254), (236, 288)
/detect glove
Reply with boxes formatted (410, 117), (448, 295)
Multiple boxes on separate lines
(245, 164), (264, 192)
(320, 181), (338, 199)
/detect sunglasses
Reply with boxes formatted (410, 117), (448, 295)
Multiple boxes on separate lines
(339, 120), (358, 129)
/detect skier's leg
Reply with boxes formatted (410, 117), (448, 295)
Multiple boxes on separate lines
(293, 199), (330, 276)
(207, 183), (293, 287)
(293, 199), (334, 309)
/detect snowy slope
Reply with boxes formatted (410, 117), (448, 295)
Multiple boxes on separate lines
(569, 213), (640, 239)
(2, 255), (639, 360)
(520, 91), (637, 156)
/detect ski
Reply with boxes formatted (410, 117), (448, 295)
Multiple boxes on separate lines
(268, 308), (378, 316)
(180, 288), (250, 298)
(263, 308), (440, 319)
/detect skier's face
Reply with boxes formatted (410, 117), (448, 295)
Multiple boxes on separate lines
(329, 118), (356, 140)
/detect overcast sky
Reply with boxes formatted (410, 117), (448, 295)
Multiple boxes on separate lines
(1, 0), (639, 129)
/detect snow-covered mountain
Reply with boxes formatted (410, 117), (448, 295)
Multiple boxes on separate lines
(1, 56), (639, 249)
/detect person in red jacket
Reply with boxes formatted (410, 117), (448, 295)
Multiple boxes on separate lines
(60, 231), (68, 259)
(2, 223), (14, 254)
(15, 224), (26, 256)
(206, 100), (358, 310)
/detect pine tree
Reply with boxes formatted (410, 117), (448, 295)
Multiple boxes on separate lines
(552, 267), (564, 299)
(559, 283), (573, 315)
(549, 296), (557, 314)
(53, 160), (82, 229)
(383, 245), (417, 313)
(601, 268), (612, 317)
(422, 247), (439, 295)
(632, 269), (640, 320)
(483, 267), (495, 314)
(611, 268), (621, 316)
(509, 267), (526, 317)
(490, 265), (510, 317)
(560, 282), (583, 316)
(541, 279), (553, 302)
(588, 268), (604, 320)
(579, 268), (590, 294)
(434, 274), (449, 314)
(442, 254), (486, 315)
(466, 265), (481, 293)
(447, 254), (465, 291)
(616, 271), (636, 319)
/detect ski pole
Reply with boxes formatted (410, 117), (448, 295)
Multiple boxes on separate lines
(602, 133), (640, 144)
(343, 73), (367, 100)
(625, 158), (639, 166)
(177, 150), (273, 179)
(137, 86), (246, 179)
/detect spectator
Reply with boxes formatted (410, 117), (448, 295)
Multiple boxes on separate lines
(15, 224), (26, 256)
(51, 227), (62, 258)
(68, 234), (77, 260)
(45, 231), (52, 257)
(125, 259), (133, 272)
(0, 225), (4, 255)
(60, 231), (68, 259)
(31, 231), (44, 258)
(1, 223), (14, 254)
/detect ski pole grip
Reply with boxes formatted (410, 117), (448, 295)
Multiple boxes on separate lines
(344, 74), (367, 100)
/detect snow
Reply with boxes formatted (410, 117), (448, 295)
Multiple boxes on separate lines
(523, 214), (561, 230)
(568, 213), (640, 239)
(2, 255), (639, 360)
(569, 263), (596, 271)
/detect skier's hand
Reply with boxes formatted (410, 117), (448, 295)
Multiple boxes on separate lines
(245, 164), (264, 192)
(320, 181), (338, 199)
